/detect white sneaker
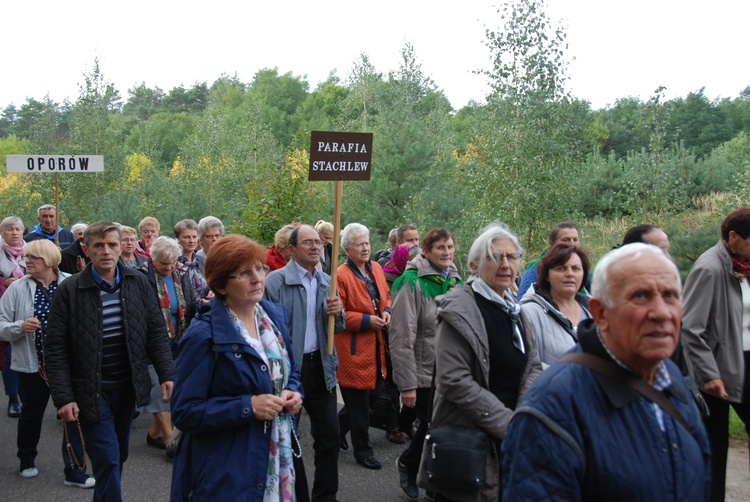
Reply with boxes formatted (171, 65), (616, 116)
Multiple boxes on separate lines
(20, 467), (39, 478)
(64, 474), (96, 489)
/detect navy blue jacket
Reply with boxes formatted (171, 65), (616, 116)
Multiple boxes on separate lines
(170, 298), (303, 501)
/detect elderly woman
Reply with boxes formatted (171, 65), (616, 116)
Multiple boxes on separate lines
(266, 223), (299, 272)
(390, 228), (462, 499)
(170, 235), (304, 501)
(0, 239), (94, 487)
(1, 216), (26, 417)
(140, 236), (198, 451)
(119, 226), (148, 269)
(335, 223), (391, 470)
(418, 223), (542, 501)
(520, 244), (591, 368)
(196, 216), (224, 259)
(315, 220), (334, 275)
(173, 219), (209, 300)
(135, 216), (160, 258)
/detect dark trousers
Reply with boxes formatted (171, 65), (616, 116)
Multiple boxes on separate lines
(339, 378), (382, 461)
(398, 387), (432, 474)
(17, 371), (87, 473)
(2, 343), (18, 396)
(81, 387), (135, 502)
(300, 353), (340, 502)
(703, 350), (750, 502)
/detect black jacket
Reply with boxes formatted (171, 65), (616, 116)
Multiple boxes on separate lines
(45, 263), (174, 424)
(59, 240), (90, 275)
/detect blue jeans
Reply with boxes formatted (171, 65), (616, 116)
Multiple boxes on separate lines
(81, 387), (135, 502)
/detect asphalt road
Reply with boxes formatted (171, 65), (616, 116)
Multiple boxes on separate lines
(0, 401), (413, 501)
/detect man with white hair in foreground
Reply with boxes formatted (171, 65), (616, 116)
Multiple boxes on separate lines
(502, 243), (711, 501)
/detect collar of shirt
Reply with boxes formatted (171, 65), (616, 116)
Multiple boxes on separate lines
(91, 264), (121, 289)
(293, 259), (318, 281)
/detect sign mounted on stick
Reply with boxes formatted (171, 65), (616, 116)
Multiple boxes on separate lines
(6, 155), (104, 173)
(309, 131), (373, 181)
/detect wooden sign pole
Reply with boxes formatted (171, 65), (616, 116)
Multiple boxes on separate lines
(54, 172), (60, 247)
(327, 180), (343, 355)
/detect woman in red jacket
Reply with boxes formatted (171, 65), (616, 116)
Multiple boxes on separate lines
(335, 223), (391, 470)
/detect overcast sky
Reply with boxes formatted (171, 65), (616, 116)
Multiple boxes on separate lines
(4, 0), (749, 111)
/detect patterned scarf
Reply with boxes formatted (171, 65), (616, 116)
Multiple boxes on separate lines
(177, 254), (208, 299)
(723, 241), (750, 280)
(155, 272), (187, 341)
(3, 242), (26, 278)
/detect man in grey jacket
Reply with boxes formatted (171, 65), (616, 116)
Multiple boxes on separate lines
(682, 206), (750, 502)
(264, 224), (345, 502)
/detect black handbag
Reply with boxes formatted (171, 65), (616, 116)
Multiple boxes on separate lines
(422, 424), (489, 491)
(369, 380), (399, 430)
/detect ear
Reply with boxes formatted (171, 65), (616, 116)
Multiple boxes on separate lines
(588, 297), (608, 333)
(468, 260), (478, 273)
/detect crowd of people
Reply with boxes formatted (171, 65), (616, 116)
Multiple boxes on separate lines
(0, 202), (748, 501)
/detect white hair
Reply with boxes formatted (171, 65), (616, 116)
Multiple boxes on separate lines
(340, 223), (370, 250)
(70, 223), (88, 234)
(591, 243), (681, 308)
(466, 222), (524, 274)
(150, 236), (182, 263)
(197, 216), (224, 239)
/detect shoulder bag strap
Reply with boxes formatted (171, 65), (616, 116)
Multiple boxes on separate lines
(560, 352), (691, 431)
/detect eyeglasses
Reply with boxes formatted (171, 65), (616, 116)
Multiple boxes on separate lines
(227, 264), (270, 281)
(298, 239), (323, 247)
(26, 254), (44, 262)
(488, 253), (522, 264)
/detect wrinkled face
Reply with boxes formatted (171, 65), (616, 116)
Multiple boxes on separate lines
(121, 234), (137, 255)
(200, 227), (222, 253)
(345, 234), (370, 265)
(218, 261), (267, 307)
(424, 238), (455, 271)
(548, 253), (584, 299)
(554, 228), (579, 247)
(73, 228), (86, 242)
(140, 225), (158, 247)
(2, 224), (24, 247)
(153, 256), (177, 277)
(644, 229), (671, 256)
(178, 229), (198, 254)
(400, 229), (420, 247)
(83, 231), (122, 276)
(593, 252), (682, 376)
(728, 231), (750, 261)
(25, 253), (51, 277)
(475, 238), (519, 295)
(38, 209), (57, 233)
(292, 226), (322, 271)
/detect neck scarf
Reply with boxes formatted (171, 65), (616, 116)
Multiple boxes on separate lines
(177, 254), (208, 299)
(472, 278), (526, 353)
(3, 241), (26, 278)
(723, 241), (750, 280)
(155, 272), (186, 341)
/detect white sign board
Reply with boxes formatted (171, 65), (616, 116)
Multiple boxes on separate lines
(5, 155), (104, 173)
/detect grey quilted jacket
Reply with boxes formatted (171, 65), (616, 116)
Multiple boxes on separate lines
(45, 263), (174, 424)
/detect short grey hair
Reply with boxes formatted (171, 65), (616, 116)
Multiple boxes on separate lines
(0, 216), (24, 234)
(70, 223), (88, 235)
(341, 223), (370, 250)
(37, 204), (56, 216)
(149, 236), (181, 263)
(197, 216), (224, 239)
(173, 218), (198, 238)
(467, 222), (523, 274)
(591, 243), (681, 308)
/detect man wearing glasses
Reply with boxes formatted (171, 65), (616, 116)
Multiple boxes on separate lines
(264, 224), (345, 502)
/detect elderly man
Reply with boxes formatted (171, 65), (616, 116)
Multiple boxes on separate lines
(59, 223), (89, 274)
(45, 222), (174, 502)
(23, 204), (75, 249)
(265, 224), (344, 502)
(196, 216), (224, 259)
(502, 243), (710, 501)
(682, 206), (750, 502)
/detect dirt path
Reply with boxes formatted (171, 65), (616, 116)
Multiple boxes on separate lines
(727, 443), (749, 502)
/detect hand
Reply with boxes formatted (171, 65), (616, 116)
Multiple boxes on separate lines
(400, 389), (417, 408)
(370, 315), (386, 330)
(326, 296), (343, 316)
(4, 277), (18, 288)
(704, 379), (728, 399)
(161, 381), (174, 403)
(381, 311), (391, 326)
(251, 393), (285, 421)
(21, 317), (41, 333)
(58, 402), (79, 422)
(281, 389), (303, 415)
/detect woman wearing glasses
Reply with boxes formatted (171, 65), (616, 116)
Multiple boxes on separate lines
(170, 234), (305, 502)
(418, 223), (542, 501)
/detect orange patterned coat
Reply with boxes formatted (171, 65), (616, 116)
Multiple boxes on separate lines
(335, 260), (391, 390)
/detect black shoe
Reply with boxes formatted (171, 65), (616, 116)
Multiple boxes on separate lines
(357, 456), (382, 470)
(146, 433), (166, 449)
(340, 434), (348, 451)
(397, 459), (419, 500)
(8, 399), (21, 418)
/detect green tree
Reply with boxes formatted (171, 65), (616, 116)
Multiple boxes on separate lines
(669, 88), (732, 158)
(122, 83), (166, 121)
(248, 68), (309, 148)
